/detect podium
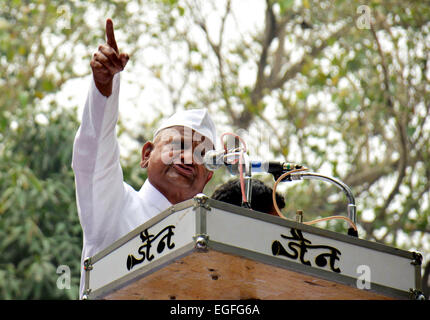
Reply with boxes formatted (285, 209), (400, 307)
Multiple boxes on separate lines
(82, 194), (422, 300)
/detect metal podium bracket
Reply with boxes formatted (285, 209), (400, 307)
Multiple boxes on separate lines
(411, 251), (423, 266)
(83, 257), (93, 300)
(194, 234), (209, 251)
(409, 289), (426, 300)
(83, 257), (93, 271)
(82, 288), (91, 300)
(193, 193), (211, 210)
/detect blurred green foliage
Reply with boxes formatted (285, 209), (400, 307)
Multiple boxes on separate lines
(0, 0), (146, 299)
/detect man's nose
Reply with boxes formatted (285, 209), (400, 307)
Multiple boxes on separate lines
(180, 146), (194, 165)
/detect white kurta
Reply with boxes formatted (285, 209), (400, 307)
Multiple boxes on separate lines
(71, 74), (172, 298)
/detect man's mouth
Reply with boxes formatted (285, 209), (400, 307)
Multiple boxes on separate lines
(171, 163), (195, 178)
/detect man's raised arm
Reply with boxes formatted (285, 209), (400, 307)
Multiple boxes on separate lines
(72, 19), (129, 243)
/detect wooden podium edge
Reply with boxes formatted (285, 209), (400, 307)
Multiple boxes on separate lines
(207, 240), (411, 300)
(88, 238), (411, 300)
(88, 242), (196, 300)
(84, 196), (421, 300)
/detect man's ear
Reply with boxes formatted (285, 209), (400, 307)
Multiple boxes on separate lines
(141, 142), (154, 168)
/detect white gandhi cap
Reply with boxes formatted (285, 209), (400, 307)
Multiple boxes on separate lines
(153, 108), (217, 147)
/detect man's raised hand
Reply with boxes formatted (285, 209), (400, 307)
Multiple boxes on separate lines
(90, 18), (129, 97)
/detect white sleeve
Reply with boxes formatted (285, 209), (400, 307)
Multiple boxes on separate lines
(72, 74), (125, 244)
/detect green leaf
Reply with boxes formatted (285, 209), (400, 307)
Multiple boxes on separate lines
(346, 58), (361, 71)
(41, 80), (55, 92)
(279, 0), (294, 13)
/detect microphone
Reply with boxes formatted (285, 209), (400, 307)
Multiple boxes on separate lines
(250, 160), (303, 173)
(203, 149), (227, 170)
(250, 161), (304, 180)
(204, 152), (304, 179)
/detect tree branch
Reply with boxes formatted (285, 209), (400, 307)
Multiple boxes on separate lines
(370, 19), (409, 222)
(251, 0), (278, 106)
(270, 22), (351, 90)
(196, 0), (237, 124)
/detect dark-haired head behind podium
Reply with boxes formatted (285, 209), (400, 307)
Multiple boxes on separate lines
(211, 178), (285, 216)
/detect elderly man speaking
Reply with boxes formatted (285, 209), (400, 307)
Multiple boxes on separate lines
(72, 18), (216, 298)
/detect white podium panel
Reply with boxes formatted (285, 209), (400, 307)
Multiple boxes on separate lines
(83, 195), (422, 300)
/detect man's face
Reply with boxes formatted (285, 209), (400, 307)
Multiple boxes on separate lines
(141, 126), (214, 204)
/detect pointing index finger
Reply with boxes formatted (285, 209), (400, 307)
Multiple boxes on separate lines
(105, 18), (119, 53)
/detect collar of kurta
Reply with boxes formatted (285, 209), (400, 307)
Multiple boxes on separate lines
(138, 179), (172, 213)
